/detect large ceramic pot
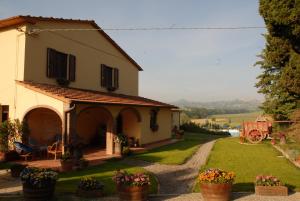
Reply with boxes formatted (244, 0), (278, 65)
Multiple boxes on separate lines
(201, 183), (232, 201)
(60, 160), (73, 172)
(117, 185), (149, 201)
(23, 183), (55, 201)
(0, 152), (5, 162)
(114, 142), (123, 156)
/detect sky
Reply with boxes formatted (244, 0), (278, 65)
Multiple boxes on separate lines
(0, 0), (266, 102)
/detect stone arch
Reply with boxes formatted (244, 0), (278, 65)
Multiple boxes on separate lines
(119, 107), (142, 122)
(117, 107), (141, 146)
(23, 107), (63, 146)
(76, 106), (114, 154)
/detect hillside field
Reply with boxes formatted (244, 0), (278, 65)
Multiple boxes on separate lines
(192, 111), (262, 128)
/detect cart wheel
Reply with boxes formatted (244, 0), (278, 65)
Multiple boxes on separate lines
(246, 129), (264, 144)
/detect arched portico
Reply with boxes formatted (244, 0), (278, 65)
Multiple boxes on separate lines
(76, 106), (114, 154)
(23, 107), (63, 146)
(117, 107), (142, 146)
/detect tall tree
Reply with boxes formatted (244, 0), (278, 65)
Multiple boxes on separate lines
(256, 0), (300, 120)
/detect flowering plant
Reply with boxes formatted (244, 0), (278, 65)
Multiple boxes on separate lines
(199, 168), (235, 184)
(113, 134), (127, 145)
(255, 175), (282, 186)
(78, 177), (104, 191)
(20, 167), (58, 188)
(112, 170), (150, 186)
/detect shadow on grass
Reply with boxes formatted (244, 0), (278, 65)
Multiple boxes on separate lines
(131, 133), (228, 165)
(56, 161), (158, 196)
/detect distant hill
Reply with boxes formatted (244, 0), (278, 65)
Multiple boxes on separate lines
(171, 99), (262, 111)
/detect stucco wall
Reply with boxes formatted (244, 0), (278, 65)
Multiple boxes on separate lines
(172, 111), (180, 129)
(15, 84), (65, 121)
(138, 107), (172, 145)
(24, 21), (139, 96)
(122, 110), (141, 139)
(0, 27), (26, 119)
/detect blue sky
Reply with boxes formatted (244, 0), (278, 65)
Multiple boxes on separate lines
(0, 0), (266, 102)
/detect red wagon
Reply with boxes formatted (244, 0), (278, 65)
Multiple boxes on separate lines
(241, 121), (272, 143)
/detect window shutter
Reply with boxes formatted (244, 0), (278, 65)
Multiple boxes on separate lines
(101, 64), (106, 87)
(114, 68), (119, 89)
(47, 48), (55, 78)
(56, 51), (68, 79)
(69, 55), (76, 81)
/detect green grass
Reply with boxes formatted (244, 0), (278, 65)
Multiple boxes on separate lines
(132, 132), (224, 165)
(57, 159), (157, 196)
(194, 137), (300, 192)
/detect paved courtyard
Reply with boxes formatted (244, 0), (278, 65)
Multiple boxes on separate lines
(1, 193), (300, 201)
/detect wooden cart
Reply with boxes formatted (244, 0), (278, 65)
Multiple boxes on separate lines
(241, 121), (272, 143)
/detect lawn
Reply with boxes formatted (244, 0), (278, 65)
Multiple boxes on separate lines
(57, 159), (157, 196)
(0, 162), (12, 170)
(132, 132), (224, 165)
(194, 138), (300, 192)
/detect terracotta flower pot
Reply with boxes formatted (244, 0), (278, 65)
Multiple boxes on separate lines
(114, 143), (123, 156)
(0, 152), (5, 162)
(23, 183), (55, 201)
(117, 185), (149, 201)
(255, 186), (288, 196)
(200, 183), (232, 201)
(60, 160), (73, 172)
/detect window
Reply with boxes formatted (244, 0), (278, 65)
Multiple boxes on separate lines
(1, 105), (9, 123)
(101, 64), (119, 91)
(47, 48), (76, 82)
(150, 108), (159, 132)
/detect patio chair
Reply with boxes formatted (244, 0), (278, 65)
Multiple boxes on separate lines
(29, 137), (48, 158)
(47, 141), (62, 160)
(13, 142), (34, 161)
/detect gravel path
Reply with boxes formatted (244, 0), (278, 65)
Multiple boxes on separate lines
(123, 140), (216, 194)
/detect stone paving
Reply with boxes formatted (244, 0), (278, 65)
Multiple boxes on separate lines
(0, 170), (22, 195)
(1, 193), (300, 201)
(123, 140), (216, 194)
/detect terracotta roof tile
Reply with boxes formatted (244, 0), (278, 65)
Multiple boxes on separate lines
(0, 15), (142, 71)
(17, 81), (176, 108)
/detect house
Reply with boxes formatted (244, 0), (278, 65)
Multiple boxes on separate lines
(0, 15), (178, 155)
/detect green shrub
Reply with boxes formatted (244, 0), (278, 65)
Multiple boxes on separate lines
(180, 122), (230, 136)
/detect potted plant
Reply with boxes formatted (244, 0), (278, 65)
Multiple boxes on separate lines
(114, 134), (127, 156)
(122, 146), (132, 156)
(199, 168), (235, 201)
(113, 170), (150, 201)
(60, 152), (73, 172)
(0, 121), (9, 161)
(10, 163), (27, 177)
(20, 167), (58, 201)
(76, 176), (104, 198)
(255, 175), (288, 196)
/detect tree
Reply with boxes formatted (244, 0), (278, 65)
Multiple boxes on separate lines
(256, 0), (300, 120)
